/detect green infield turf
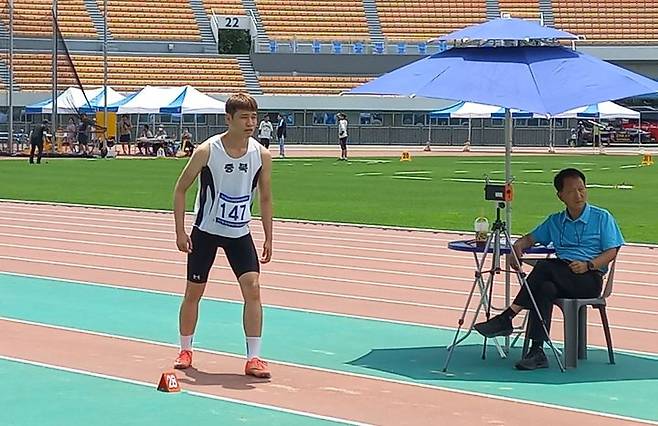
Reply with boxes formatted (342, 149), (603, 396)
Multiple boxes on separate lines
(1, 155), (655, 242)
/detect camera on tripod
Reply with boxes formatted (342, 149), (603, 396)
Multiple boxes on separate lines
(484, 182), (513, 202)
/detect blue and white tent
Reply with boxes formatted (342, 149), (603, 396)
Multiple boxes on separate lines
(26, 86), (125, 114)
(107, 86), (225, 115)
(160, 85), (226, 115)
(555, 101), (640, 119)
(430, 101), (544, 119)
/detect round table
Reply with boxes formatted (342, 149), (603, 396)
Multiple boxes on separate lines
(448, 239), (555, 255)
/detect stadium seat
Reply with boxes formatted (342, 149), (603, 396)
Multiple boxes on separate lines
(377, 0), (487, 40)
(0, 0), (96, 38)
(499, 1), (541, 20)
(553, 0), (658, 43)
(256, 0), (369, 42)
(98, 0), (202, 41)
(259, 75), (374, 94)
(10, 53), (246, 93)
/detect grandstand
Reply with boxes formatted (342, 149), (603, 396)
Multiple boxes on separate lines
(0, 0), (96, 38)
(0, 0), (656, 148)
(377, 0), (487, 41)
(259, 75), (373, 95)
(256, 0), (369, 41)
(204, 0), (246, 16)
(98, 0), (202, 41)
(498, 1), (542, 20)
(553, 0), (658, 42)
(9, 53), (245, 92)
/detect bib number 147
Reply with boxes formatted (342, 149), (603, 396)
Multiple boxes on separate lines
(220, 203), (246, 222)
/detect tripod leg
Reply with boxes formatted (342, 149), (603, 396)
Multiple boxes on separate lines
(443, 232), (498, 372)
(505, 229), (565, 372)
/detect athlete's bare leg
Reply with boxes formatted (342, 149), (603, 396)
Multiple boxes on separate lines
(179, 281), (206, 335)
(238, 272), (262, 337)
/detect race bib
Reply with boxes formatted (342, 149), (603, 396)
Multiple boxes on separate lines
(216, 193), (251, 228)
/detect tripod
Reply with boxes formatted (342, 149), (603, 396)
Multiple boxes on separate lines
(442, 202), (565, 373)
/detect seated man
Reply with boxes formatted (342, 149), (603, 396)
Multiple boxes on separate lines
(181, 127), (194, 156)
(137, 124), (153, 155)
(474, 168), (624, 370)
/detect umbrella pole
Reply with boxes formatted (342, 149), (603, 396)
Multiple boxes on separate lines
(504, 108), (512, 353)
(8, 0), (13, 154)
(468, 118), (472, 142)
(549, 118), (554, 151)
(51, 0), (58, 153)
(103, 0), (108, 153)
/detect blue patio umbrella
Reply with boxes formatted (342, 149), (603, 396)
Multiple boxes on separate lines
(349, 45), (658, 116)
(348, 44), (658, 188)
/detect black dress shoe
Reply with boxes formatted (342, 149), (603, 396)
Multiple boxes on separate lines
(515, 346), (549, 370)
(474, 314), (513, 338)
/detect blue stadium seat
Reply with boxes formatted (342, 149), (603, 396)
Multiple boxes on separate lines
(312, 40), (321, 54)
(417, 42), (427, 55)
(353, 41), (365, 54)
(332, 41), (343, 54)
(397, 42), (407, 54)
(269, 40), (278, 53)
(373, 41), (384, 54)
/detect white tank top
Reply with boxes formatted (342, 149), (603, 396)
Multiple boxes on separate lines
(193, 135), (263, 238)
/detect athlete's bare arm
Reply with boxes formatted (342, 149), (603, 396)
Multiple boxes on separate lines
(173, 142), (211, 253)
(258, 146), (273, 263)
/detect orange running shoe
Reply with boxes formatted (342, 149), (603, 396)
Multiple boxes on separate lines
(245, 357), (271, 378)
(174, 349), (193, 369)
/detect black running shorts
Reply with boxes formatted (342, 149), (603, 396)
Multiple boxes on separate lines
(187, 227), (260, 284)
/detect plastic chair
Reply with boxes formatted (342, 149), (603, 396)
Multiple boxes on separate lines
(522, 257), (617, 368)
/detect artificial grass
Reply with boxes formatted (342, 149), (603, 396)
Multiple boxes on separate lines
(1, 155), (655, 243)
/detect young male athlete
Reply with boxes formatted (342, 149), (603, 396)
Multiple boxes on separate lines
(172, 93), (273, 378)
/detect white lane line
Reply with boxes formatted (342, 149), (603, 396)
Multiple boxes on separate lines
(2, 202), (655, 258)
(2, 199), (657, 251)
(7, 230), (653, 288)
(0, 216), (448, 250)
(2, 224), (655, 279)
(2, 204), (657, 265)
(0, 353), (366, 426)
(1, 317), (656, 426)
(1, 259), (656, 334)
(0, 231), (473, 269)
(0, 255), (468, 312)
(0, 205), (456, 243)
(3, 241), (658, 307)
(0, 221), (656, 278)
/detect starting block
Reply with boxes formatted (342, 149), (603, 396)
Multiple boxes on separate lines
(641, 153), (654, 166)
(157, 371), (181, 392)
(400, 151), (412, 162)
